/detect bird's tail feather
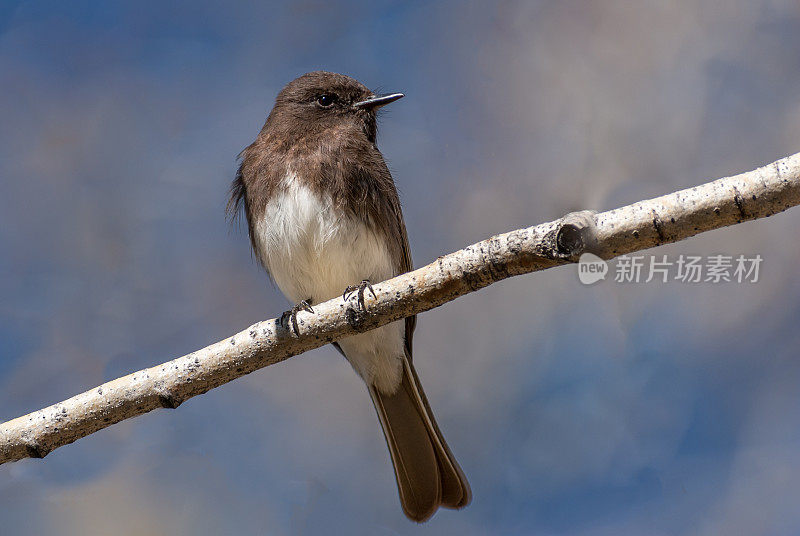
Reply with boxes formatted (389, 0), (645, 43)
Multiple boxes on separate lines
(368, 356), (471, 522)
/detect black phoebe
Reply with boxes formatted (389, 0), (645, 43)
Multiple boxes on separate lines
(228, 71), (470, 521)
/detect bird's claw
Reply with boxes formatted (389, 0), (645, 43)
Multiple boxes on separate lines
(343, 280), (376, 311)
(280, 299), (314, 335)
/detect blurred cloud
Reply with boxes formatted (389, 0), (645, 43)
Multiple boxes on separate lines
(2, 1), (800, 534)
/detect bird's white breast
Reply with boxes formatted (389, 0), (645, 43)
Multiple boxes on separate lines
(253, 171), (405, 393)
(254, 171), (395, 304)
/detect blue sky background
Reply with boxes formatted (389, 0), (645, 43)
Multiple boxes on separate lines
(2, 1), (800, 534)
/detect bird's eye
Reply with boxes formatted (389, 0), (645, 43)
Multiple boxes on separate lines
(316, 94), (335, 108)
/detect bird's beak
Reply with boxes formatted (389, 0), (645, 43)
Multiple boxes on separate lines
(353, 93), (404, 110)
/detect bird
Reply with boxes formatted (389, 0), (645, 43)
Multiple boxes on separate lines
(227, 71), (471, 522)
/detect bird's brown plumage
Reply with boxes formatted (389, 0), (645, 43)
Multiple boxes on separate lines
(229, 71), (470, 521)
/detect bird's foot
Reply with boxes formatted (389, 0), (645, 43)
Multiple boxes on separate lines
(280, 299), (314, 335)
(342, 280), (376, 311)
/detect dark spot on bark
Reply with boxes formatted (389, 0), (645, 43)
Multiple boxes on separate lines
(651, 211), (665, 243)
(733, 186), (746, 219)
(487, 256), (510, 281)
(461, 268), (484, 291)
(158, 393), (182, 409)
(345, 306), (366, 330)
(24, 442), (48, 459)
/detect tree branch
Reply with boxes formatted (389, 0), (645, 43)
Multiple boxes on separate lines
(2, 152), (800, 465)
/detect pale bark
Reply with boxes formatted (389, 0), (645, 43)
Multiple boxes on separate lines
(2, 152), (799, 465)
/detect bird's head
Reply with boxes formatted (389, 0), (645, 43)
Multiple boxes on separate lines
(267, 71), (403, 145)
